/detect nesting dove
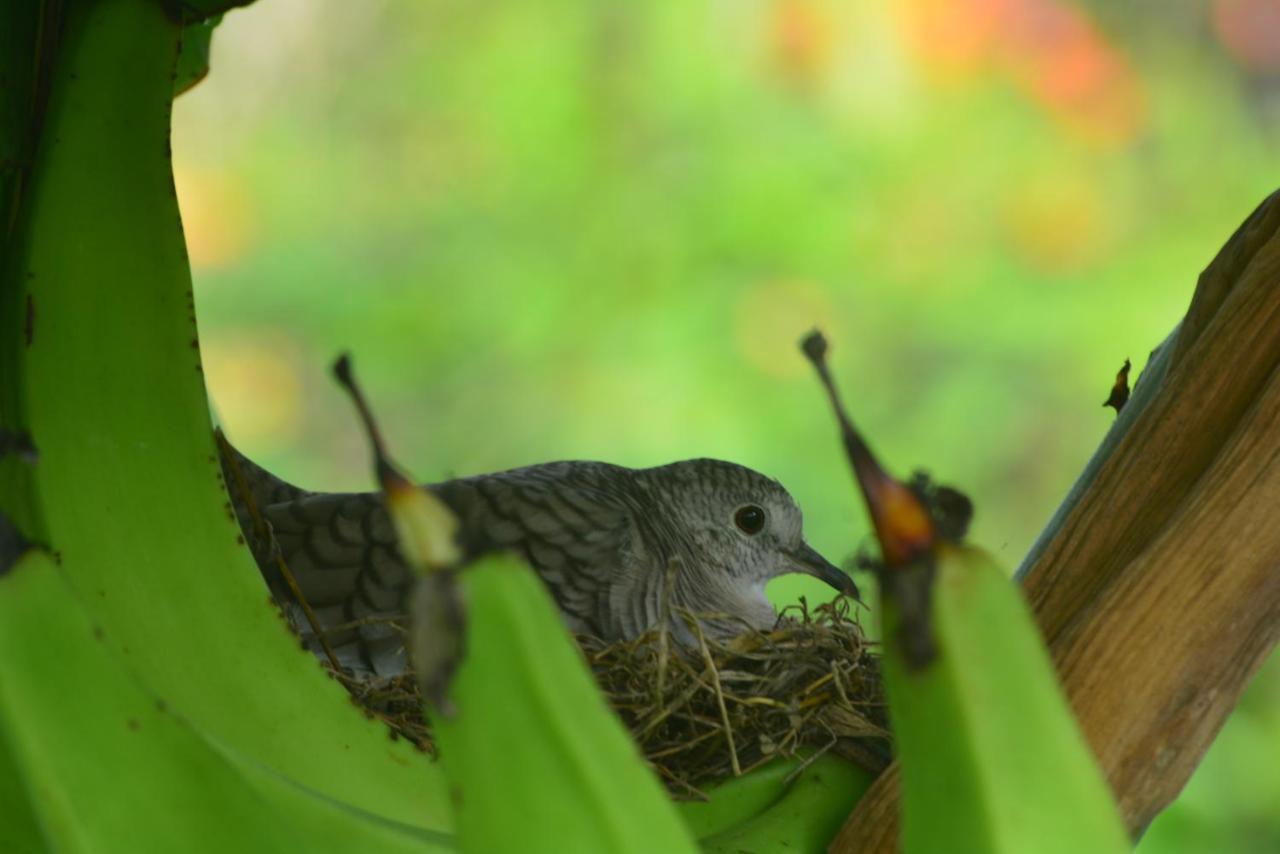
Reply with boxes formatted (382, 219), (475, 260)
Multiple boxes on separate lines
(223, 444), (857, 678)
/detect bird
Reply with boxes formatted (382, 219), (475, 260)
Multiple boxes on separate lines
(221, 441), (859, 679)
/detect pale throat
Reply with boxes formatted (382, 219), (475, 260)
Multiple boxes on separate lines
(666, 567), (776, 634)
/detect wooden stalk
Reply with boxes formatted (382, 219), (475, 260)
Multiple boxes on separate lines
(831, 191), (1280, 851)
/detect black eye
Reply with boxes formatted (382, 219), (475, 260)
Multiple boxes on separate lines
(734, 505), (766, 535)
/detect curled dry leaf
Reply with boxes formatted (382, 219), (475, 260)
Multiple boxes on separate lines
(1102, 358), (1131, 413)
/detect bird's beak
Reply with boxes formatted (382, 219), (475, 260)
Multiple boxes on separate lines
(788, 543), (861, 601)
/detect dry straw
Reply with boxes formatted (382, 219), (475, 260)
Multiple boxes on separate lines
(334, 595), (890, 799)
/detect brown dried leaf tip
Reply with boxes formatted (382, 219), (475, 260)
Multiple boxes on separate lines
(800, 330), (937, 569)
(332, 353), (409, 494)
(332, 353), (461, 572)
(408, 571), (466, 715)
(1103, 358), (1132, 413)
(802, 330), (974, 670)
(332, 353), (464, 712)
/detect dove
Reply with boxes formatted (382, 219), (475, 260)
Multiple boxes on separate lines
(222, 442), (857, 677)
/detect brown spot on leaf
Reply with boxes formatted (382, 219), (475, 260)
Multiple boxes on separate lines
(24, 294), (34, 347)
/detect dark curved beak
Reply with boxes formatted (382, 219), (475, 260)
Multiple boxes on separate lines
(789, 543), (861, 601)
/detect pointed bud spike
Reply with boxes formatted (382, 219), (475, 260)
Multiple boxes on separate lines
(332, 352), (354, 387)
(800, 330), (937, 567)
(332, 353), (461, 572)
(332, 352), (390, 464)
(801, 329), (828, 364)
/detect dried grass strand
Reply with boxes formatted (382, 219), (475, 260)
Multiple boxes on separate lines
(329, 594), (889, 795)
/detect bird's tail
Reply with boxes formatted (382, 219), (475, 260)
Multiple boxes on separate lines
(216, 431), (411, 679)
(216, 429), (310, 548)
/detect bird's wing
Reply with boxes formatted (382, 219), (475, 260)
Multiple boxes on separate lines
(436, 466), (636, 636)
(264, 491), (411, 678)
(255, 462), (637, 677)
(217, 432), (311, 545)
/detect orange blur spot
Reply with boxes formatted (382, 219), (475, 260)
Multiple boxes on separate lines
(1213, 0), (1280, 72)
(769, 0), (832, 89)
(899, 0), (1146, 147)
(734, 279), (839, 379)
(172, 164), (255, 271)
(900, 0), (1003, 80)
(860, 464), (937, 567)
(202, 332), (303, 451)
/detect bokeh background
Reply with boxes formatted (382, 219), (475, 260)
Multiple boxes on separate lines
(175, 0), (1280, 849)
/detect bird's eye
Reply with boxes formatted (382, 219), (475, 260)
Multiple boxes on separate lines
(733, 505), (766, 535)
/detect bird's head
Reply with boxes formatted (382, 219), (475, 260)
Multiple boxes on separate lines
(639, 459), (859, 604)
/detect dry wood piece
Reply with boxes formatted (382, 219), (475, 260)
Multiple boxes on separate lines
(832, 190), (1280, 852)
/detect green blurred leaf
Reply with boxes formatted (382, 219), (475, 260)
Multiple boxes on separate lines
(0, 696), (46, 854)
(432, 556), (697, 853)
(882, 545), (1129, 854)
(699, 755), (876, 853)
(175, 14), (221, 97)
(0, 551), (447, 852)
(1, 0), (450, 836)
(675, 758), (805, 840)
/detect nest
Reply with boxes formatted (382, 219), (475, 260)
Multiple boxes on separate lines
(334, 596), (891, 799)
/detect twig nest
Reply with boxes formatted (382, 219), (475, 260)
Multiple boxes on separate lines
(334, 596), (889, 798)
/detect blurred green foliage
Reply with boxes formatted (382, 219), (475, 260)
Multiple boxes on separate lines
(173, 0), (1279, 850)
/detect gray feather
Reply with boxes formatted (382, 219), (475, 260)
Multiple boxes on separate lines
(221, 441), (850, 679)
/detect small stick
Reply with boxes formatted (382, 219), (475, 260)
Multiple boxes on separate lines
(322, 614), (407, 633)
(332, 353), (399, 485)
(646, 728), (723, 759)
(799, 333), (880, 492)
(638, 676), (706, 738)
(691, 617), (741, 776)
(782, 726), (839, 785)
(829, 660), (852, 706)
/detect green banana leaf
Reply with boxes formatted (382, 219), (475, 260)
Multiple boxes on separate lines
(0, 2), (875, 850)
(174, 14), (222, 96)
(0, 551), (447, 852)
(433, 557), (697, 852)
(699, 755), (876, 853)
(1, 0), (449, 835)
(881, 545), (1129, 854)
(0, 700), (45, 854)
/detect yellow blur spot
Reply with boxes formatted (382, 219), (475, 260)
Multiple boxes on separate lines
(387, 480), (462, 572)
(734, 279), (839, 378)
(173, 164), (254, 271)
(202, 332), (303, 451)
(900, 0), (1001, 82)
(768, 0), (832, 90)
(1000, 172), (1108, 273)
(899, 0), (1146, 148)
